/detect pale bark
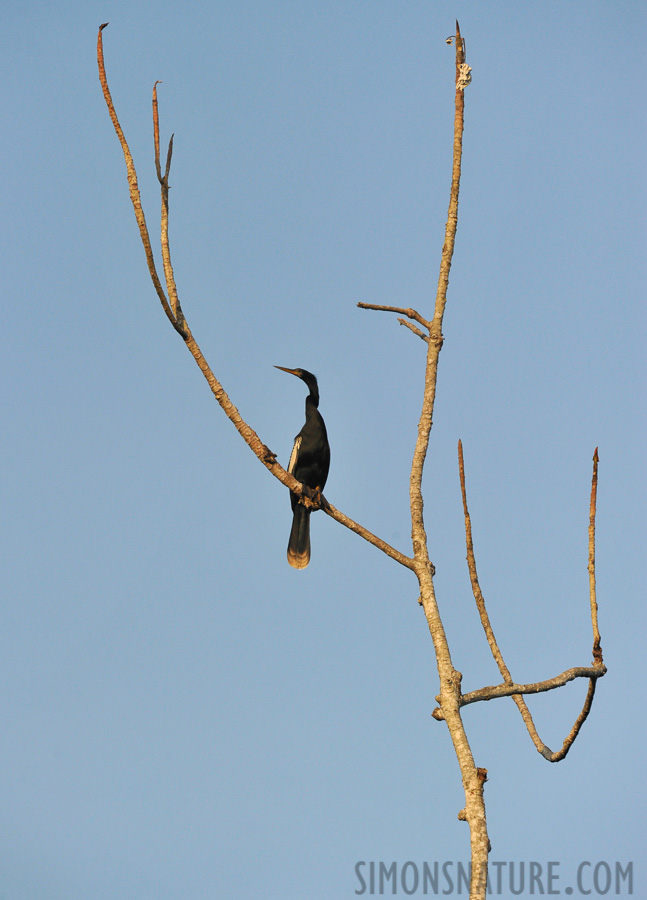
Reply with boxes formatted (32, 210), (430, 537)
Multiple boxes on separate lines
(98, 22), (605, 900)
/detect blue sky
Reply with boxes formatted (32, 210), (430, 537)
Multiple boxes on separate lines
(2, 1), (645, 897)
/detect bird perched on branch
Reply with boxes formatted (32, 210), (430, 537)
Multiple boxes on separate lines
(275, 366), (330, 569)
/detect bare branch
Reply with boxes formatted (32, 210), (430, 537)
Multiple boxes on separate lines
(458, 439), (513, 680)
(357, 302), (431, 330)
(410, 21), (466, 564)
(458, 664), (607, 707)
(97, 25), (179, 334)
(98, 25), (412, 573)
(411, 22), (468, 666)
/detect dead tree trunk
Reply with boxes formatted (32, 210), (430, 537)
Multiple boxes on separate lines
(97, 21), (606, 899)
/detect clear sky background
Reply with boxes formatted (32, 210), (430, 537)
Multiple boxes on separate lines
(2, 1), (645, 898)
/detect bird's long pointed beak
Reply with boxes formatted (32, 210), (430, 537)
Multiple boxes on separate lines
(275, 365), (300, 377)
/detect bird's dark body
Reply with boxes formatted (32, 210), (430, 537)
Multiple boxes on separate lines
(275, 367), (330, 569)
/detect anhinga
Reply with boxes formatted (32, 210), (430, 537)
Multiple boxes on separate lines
(275, 366), (330, 569)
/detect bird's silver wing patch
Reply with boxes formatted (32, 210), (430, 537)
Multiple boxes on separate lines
(288, 436), (302, 475)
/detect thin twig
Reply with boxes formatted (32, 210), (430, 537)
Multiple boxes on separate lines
(153, 82), (182, 323)
(153, 80), (163, 181)
(589, 448), (602, 663)
(398, 318), (430, 342)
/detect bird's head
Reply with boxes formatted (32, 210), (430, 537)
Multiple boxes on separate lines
(275, 366), (320, 405)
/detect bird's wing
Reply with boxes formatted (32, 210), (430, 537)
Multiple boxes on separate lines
(287, 436), (302, 475)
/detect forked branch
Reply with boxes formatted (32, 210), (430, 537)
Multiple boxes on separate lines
(97, 23), (414, 573)
(446, 441), (606, 761)
(152, 80), (181, 324)
(97, 24), (182, 337)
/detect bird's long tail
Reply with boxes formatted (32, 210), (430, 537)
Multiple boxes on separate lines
(287, 505), (311, 569)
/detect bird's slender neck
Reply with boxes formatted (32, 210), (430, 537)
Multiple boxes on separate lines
(300, 372), (320, 409)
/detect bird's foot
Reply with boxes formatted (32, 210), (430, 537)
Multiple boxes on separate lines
(262, 445), (277, 465)
(301, 485), (326, 510)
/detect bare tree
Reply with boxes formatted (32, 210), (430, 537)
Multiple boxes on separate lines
(97, 22), (606, 899)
